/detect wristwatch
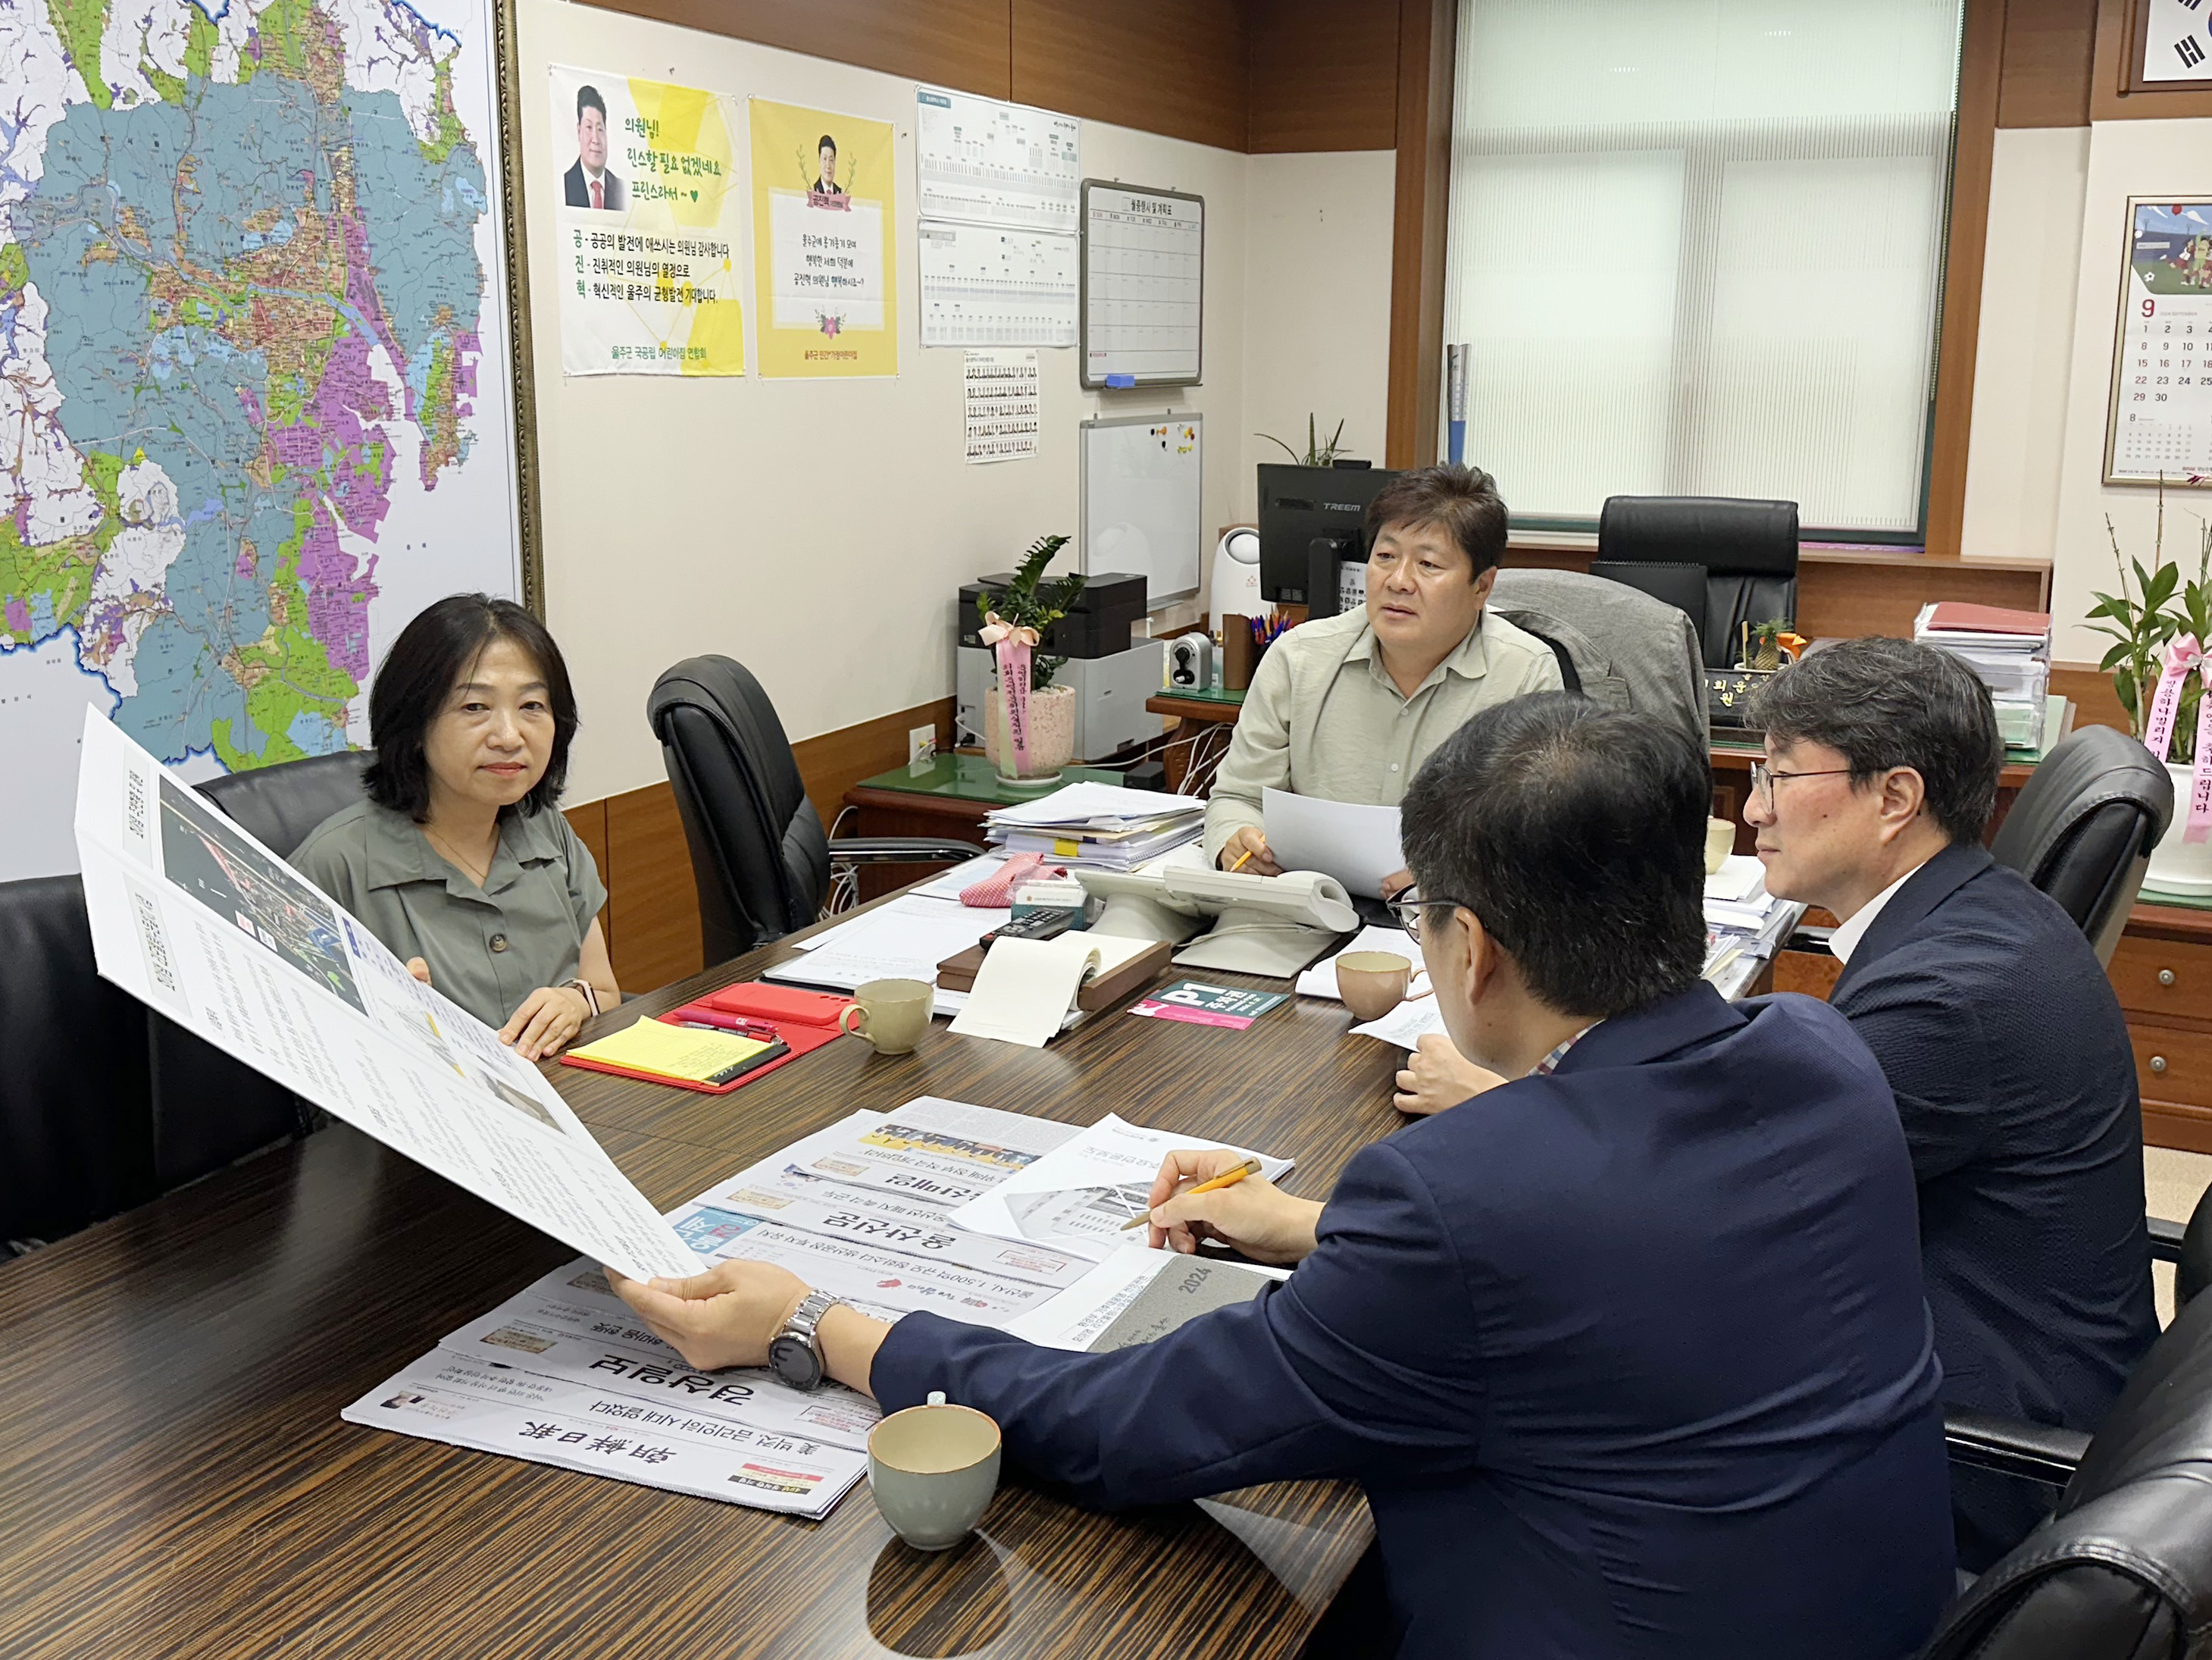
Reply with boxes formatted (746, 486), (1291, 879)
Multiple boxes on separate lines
(768, 1290), (842, 1390)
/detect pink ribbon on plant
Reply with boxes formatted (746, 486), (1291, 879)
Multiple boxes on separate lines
(979, 612), (1039, 774)
(2142, 634), (2212, 844)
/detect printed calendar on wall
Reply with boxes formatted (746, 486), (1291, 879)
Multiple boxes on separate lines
(2106, 199), (2212, 487)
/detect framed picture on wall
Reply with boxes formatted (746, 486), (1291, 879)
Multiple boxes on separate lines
(2136, 0), (2212, 86)
(2104, 198), (2212, 487)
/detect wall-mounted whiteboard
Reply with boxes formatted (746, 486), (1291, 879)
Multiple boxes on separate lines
(1081, 413), (1203, 605)
(1081, 181), (1203, 388)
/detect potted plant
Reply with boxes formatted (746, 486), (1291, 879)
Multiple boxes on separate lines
(978, 534), (1085, 786)
(1258, 415), (1350, 466)
(2089, 491), (2212, 895)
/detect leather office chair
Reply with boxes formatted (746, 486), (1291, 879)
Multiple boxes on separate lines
(1489, 568), (1707, 747)
(1592, 496), (1801, 671)
(0, 875), (310, 1253)
(1989, 727), (2173, 968)
(648, 656), (984, 963)
(1926, 1286), (2212, 1658)
(198, 749), (374, 858)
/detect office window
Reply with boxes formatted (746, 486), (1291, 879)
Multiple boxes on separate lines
(1442, 0), (1965, 534)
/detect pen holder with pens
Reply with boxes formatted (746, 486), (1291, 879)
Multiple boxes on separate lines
(1220, 612), (1286, 691)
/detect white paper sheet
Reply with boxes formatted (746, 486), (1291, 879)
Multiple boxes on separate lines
(986, 781), (1203, 828)
(767, 893), (1007, 987)
(912, 856), (1007, 900)
(962, 346), (1041, 459)
(1704, 855), (1766, 904)
(948, 1113), (1293, 1261)
(1294, 924), (1425, 1001)
(922, 231), (1075, 351)
(915, 84), (1079, 233)
(1261, 788), (1406, 900)
(343, 1350), (868, 1517)
(946, 934), (1156, 1048)
(70, 711), (695, 1283)
(1348, 996), (1450, 1051)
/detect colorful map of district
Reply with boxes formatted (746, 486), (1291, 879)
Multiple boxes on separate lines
(0, 0), (487, 771)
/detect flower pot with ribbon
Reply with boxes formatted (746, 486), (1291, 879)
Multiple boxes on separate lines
(979, 612), (1075, 786)
(2142, 633), (2212, 897)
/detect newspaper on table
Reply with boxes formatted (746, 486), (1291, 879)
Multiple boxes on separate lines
(349, 1097), (1301, 1517)
(69, 709), (695, 1283)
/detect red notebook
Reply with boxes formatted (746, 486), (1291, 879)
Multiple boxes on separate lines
(558, 983), (853, 1094)
(1924, 602), (2049, 636)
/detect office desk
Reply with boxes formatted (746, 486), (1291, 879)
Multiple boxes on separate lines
(0, 900), (1396, 1660)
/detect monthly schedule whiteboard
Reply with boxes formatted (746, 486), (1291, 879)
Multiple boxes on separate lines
(1081, 181), (1203, 389)
(1081, 413), (1203, 604)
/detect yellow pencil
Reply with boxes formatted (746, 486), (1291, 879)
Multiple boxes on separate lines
(1229, 838), (1265, 873)
(1119, 1157), (1264, 1229)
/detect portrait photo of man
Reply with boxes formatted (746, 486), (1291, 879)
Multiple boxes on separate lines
(812, 133), (844, 196)
(564, 85), (627, 213)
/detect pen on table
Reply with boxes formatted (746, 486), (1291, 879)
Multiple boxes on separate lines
(675, 1016), (781, 1041)
(1120, 1156), (1266, 1229)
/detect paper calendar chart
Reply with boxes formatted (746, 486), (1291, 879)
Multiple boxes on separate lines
(2105, 199), (2212, 487)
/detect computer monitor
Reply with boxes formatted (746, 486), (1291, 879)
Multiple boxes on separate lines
(1256, 462), (1400, 615)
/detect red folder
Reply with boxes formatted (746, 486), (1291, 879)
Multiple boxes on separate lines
(558, 983), (853, 1094)
(1924, 602), (2050, 636)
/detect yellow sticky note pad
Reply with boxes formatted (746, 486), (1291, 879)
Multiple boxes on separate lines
(570, 1018), (770, 1083)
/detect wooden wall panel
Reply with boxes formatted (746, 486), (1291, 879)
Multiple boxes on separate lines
(1998, 0), (2098, 126)
(2094, 0), (2212, 117)
(604, 780), (704, 990)
(1926, 0), (2007, 560)
(570, 0), (1013, 99)
(2051, 660), (2133, 731)
(1010, 0), (1247, 152)
(792, 696), (956, 832)
(1384, 0), (1454, 468)
(1246, 0), (1399, 154)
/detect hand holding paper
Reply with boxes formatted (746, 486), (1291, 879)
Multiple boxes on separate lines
(1262, 787), (1406, 899)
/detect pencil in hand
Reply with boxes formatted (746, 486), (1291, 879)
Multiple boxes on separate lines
(1228, 835), (1266, 874)
(1120, 1156), (1265, 1229)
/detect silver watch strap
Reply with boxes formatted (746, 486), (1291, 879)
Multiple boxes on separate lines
(784, 1289), (840, 1349)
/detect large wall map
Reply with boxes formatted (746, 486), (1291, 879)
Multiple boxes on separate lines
(1, 0), (527, 879)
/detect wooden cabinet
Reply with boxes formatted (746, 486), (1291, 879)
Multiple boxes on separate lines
(2113, 907), (2212, 1153)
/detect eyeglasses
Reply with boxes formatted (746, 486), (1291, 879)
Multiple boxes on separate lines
(1749, 760), (1853, 812)
(1385, 893), (1475, 941)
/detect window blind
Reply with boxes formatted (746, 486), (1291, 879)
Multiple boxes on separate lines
(1442, 0), (1964, 534)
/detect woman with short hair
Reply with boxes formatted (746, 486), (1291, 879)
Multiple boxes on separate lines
(296, 594), (617, 1058)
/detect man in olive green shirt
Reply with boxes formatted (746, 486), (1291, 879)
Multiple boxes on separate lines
(1206, 465), (1563, 881)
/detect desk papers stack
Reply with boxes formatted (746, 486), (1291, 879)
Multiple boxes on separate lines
(347, 1098), (1291, 1517)
(983, 781), (1204, 870)
(1913, 603), (2052, 750)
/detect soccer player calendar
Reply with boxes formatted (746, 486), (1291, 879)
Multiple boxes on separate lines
(2106, 199), (2212, 487)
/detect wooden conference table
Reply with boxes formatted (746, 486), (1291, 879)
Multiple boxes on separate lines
(0, 895), (1417, 1660)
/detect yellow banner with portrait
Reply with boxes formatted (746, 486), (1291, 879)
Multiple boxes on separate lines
(748, 97), (898, 379)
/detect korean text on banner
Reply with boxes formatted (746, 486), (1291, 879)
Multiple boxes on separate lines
(549, 67), (744, 377)
(749, 97), (897, 378)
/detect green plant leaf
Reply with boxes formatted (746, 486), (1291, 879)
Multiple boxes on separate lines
(2148, 561), (2180, 611)
(2099, 641), (2136, 672)
(1256, 433), (1300, 463)
(2117, 674), (2138, 719)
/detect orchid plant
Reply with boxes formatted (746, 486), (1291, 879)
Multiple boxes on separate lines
(2090, 484), (2210, 764)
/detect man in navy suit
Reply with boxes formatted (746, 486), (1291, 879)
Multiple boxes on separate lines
(611, 696), (1955, 1658)
(1747, 638), (2157, 1570)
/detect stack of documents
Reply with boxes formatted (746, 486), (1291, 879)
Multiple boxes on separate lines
(1702, 854), (1797, 978)
(349, 1098), (1294, 1516)
(763, 891), (1008, 1013)
(983, 781), (1204, 870)
(1914, 602), (2051, 749)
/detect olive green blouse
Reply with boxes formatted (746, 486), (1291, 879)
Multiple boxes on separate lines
(294, 799), (609, 1030)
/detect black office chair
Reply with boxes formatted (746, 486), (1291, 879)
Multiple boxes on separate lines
(0, 875), (311, 1254)
(1926, 1283), (2212, 1658)
(198, 749), (374, 858)
(1990, 727), (2173, 968)
(648, 656), (984, 963)
(1591, 496), (1801, 671)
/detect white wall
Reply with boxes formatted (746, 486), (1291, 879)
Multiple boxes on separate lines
(1960, 118), (2212, 664)
(1237, 151), (1397, 503)
(2046, 118), (2212, 664)
(519, 0), (1253, 803)
(1959, 126), (2090, 565)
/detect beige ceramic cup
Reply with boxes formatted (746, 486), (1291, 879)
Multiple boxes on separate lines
(1334, 951), (1413, 1021)
(868, 1392), (1002, 1551)
(1705, 817), (1737, 875)
(838, 978), (934, 1055)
